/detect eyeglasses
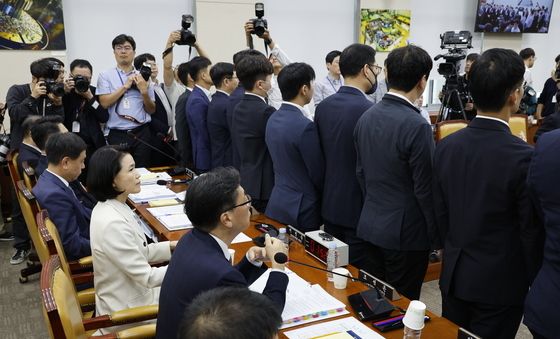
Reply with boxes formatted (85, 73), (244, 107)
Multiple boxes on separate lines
(368, 64), (383, 76)
(224, 194), (252, 212)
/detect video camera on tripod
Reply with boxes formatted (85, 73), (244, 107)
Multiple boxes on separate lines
(434, 31), (473, 122)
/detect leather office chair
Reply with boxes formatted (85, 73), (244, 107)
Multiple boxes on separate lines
(16, 180), (43, 283)
(41, 255), (157, 339)
(436, 120), (469, 142)
(509, 113), (528, 142)
(21, 160), (37, 190)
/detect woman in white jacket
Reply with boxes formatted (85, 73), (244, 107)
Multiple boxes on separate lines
(87, 146), (176, 320)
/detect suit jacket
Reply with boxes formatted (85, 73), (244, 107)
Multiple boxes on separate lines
(265, 103), (324, 231)
(524, 129), (560, 337)
(17, 142), (41, 176)
(156, 229), (288, 339)
(231, 94), (276, 201)
(90, 199), (171, 317)
(226, 85), (245, 169)
(207, 91), (232, 168)
(314, 86), (373, 228)
(434, 117), (543, 306)
(62, 86), (109, 150)
(354, 94), (440, 251)
(32, 170), (92, 260)
(186, 86), (211, 171)
(174, 89), (193, 168)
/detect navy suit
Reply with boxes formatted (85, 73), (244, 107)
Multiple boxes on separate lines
(524, 129), (560, 339)
(265, 103), (324, 231)
(175, 88), (193, 168)
(434, 117), (543, 339)
(17, 143), (41, 175)
(231, 94), (276, 208)
(226, 85), (245, 169)
(186, 86), (211, 172)
(156, 229), (288, 339)
(207, 91), (232, 168)
(32, 171), (93, 260)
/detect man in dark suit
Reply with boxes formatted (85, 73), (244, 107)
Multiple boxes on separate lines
(174, 62), (194, 169)
(314, 43), (376, 267)
(524, 129), (560, 339)
(29, 118), (66, 177)
(354, 45), (441, 301)
(265, 63), (324, 232)
(207, 62), (238, 168)
(156, 168), (288, 339)
(433, 48), (543, 339)
(32, 133), (93, 261)
(231, 54), (276, 212)
(186, 57), (213, 173)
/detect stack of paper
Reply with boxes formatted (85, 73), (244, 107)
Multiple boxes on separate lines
(129, 185), (177, 203)
(250, 268), (349, 329)
(147, 205), (192, 231)
(284, 317), (384, 339)
(136, 168), (172, 185)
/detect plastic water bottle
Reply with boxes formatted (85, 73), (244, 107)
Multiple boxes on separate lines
(278, 227), (289, 245)
(326, 242), (338, 282)
(403, 326), (422, 339)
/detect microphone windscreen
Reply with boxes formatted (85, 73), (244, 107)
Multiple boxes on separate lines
(274, 252), (288, 264)
(156, 179), (169, 185)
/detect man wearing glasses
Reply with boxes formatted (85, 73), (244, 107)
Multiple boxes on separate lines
(156, 167), (288, 339)
(97, 34), (156, 167)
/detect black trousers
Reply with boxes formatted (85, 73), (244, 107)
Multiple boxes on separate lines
(361, 244), (429, 300)
(11, 190), (30, 251)
(442, 293), (523, 339)
(108, 124), (152, 168)
(323, 222), (370, 271)
(529, 329), (550, 339)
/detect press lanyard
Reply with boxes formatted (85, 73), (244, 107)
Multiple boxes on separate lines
(326, 76), (338, 93)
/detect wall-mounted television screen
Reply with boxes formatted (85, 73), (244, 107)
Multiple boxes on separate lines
(475, 0), (554, 33)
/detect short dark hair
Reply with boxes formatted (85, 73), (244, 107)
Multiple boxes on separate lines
(188, 56), (212, 82)
(133, 53), (156, 70)
(112, 34), (136, 51)
(31, 121), (61, 151)
(278, 63), (315, 101)
(86, 146), (128, 202)
(325, 50), (342, 64)
(45, 132), (86, 165)
(519, 48), (535, 60)
(555, 54), (560, 64)
(30, 58), (62, 79)
(466, 53), (480, 63)
(70, 59), (93, 73)
(179, 287), (282, 339)
(339, 43), (376, 78)
(22, 115), (41, 138)
(210, 62), (234, 87)
(470, 48), (525, 112)
(177, 62), (191, 86)
(184, 167), (240, 233)
(386, 45), (432, 92)
(232, 49), (264, 66)
(235, 54), (273, 90)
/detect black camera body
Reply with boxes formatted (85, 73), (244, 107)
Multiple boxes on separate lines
(43, 79), (65, 97)
(177, 14), (196, 46)
(73, 75), (90, 93)
(0, 133), (11, 164)
(130, 63), (152, 91)
(251, 3), (268, 37)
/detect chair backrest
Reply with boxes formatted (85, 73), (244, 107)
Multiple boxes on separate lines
(16, 180), (49, 263)
(436, 120), (469, 142)
(509, 113), (528, 141)
(21, 160), (37, 189)
(6, 150), (20, 190)
(41, 255), (87, 339)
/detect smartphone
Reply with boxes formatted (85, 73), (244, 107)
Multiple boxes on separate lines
(372, 314), (431, 332)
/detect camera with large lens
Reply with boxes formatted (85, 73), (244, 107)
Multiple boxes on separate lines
(130, 63), (152, 91)
(43, 79), (65, 97)
(250, 3), (268, 37)
(73, 75), (90, 93)
(0, 133), (11, 164)
(177, 14), (196, 46)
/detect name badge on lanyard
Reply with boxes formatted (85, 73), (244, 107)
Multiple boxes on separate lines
(72, 121), (80, 133)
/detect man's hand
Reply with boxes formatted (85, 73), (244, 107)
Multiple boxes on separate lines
(169, 241), (178, 251)
(124, 75), (135, 90)
(246, 246), (267, 262)
(134, 74), (149, 94)
(264, 234), (288, 270)
(64, 77), (75, 93)
(465, 102), (474, 111)
(48, 93), (63, 106)
(78, 88), (94, 101)
(244, 21), (253, 37)
(167, 30), (181, 48)
(31, 80), (47, 99)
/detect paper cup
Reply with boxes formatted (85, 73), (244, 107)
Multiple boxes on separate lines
(332, 267), (351, 289)
(228, 249), (235, 265)
(402, 300), (426, 330)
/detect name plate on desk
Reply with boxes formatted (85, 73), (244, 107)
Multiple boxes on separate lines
(458, 328), (482, 339)
(287, 225), (305, 244)
(358, 270), (401, 301)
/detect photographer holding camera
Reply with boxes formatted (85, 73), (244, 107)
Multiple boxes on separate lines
(458, 53), (479, 120)
(97, 34), (155, 168)
(6, 57), (65, 151)
(535, 54), (560, 120)
(62, 59), (109, 178)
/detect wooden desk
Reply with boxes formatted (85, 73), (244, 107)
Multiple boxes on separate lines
(131, 182), (459, 338)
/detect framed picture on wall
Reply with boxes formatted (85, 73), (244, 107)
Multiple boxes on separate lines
(359, 9), (411, 52)
(0, 0), (66, 50)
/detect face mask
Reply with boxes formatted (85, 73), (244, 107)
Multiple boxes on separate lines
(365, 74), (377, 95)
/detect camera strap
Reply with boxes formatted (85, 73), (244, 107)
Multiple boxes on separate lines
(162, 45), (174, 59)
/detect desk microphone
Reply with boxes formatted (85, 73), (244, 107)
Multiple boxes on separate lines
(273, 252), (395, 321)
(156, 132), (180, 156)
(127, 130), (178, 164)
(156, 179), (189, 185)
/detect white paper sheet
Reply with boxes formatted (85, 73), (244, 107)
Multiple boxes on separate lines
(159, 214), (192, 231)
(284, 316), (385, 339)
(231, 232), (252, 244)
(129, 184), (177, 203)
(147, 204), (185, 217)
